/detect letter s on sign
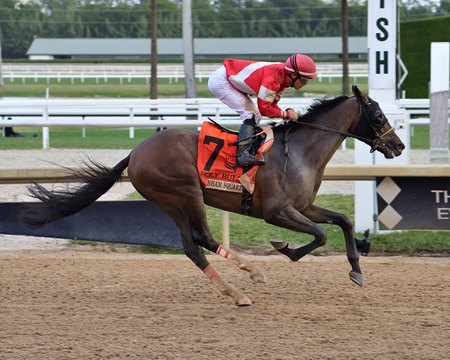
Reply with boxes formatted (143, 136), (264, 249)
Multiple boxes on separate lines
(376, 18), (389, 41)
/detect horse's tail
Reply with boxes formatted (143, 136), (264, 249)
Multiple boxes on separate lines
(22, 156), (130, 229)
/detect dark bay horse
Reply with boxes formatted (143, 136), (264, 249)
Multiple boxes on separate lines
(23, 86), (404, 306)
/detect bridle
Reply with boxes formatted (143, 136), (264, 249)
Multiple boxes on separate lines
(295, 98), (395, 153)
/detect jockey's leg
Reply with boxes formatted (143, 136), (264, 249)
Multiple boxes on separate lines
(236, 117), (265, 167)
(209, 67), (264, 167)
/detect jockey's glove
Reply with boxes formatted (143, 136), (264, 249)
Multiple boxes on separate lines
(284, 108), (300, 121)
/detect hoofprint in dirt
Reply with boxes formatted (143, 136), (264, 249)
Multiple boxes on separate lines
(0, 251), (449, 359)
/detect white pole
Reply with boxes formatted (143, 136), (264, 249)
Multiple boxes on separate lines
(0, 30), (3, 88)
(182, 0), (197, 98)
(42, 88), (50, 149)
(129, 108), (135, 139)
(429, 42), (449, 163)
(221, 211), (230, 249)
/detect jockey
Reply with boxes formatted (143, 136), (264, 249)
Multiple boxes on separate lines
(208, 53), (317, 167)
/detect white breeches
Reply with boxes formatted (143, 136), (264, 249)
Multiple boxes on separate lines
(208, 66), (261, 124)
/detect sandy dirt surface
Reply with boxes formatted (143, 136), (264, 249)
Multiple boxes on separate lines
(0, 251), (449, 359)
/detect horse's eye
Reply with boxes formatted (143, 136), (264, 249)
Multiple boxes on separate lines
(375, 110), (383, 122)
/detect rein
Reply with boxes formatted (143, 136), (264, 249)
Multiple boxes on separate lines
(294, 120), (373, 144)
(230, 99), (394, 153)
(229, 119), (289, 146)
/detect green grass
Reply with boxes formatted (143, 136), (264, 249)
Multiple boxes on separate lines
(410, 126), (434, 149)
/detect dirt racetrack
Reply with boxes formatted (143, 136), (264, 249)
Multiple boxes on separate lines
(1, 249), (449, 360)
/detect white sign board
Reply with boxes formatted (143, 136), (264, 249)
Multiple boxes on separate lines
(356, 0), (409, 233)
(368, 0), (397, 99)
(430, 42), (450, 94)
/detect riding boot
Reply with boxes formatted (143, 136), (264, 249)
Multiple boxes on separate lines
(236, 118), (265, 167)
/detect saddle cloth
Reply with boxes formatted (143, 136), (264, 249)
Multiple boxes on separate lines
(197, 121), (273, 194)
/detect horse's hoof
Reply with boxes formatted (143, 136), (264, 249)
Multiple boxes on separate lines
(270, 240), (288, 251)
(235, 294), (252, 307)
(250, 270), (266, 283)
(349, 271), (363, 287)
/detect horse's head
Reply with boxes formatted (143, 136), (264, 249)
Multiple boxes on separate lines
(352, 85), (405, 159)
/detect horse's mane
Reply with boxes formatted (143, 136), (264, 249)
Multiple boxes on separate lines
(272, 95), (350, 130)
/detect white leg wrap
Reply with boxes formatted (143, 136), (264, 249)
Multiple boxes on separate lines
(216, 244), (231, 259)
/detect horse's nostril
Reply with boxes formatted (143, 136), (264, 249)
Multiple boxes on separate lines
(398, 143), (405, 151)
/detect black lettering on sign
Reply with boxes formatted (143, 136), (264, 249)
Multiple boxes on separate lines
(376, 18), (389, 41)
(376, 51), (389, 74)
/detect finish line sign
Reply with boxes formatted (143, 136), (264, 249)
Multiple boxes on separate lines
(376, 177), (450, 230)
(368, 0), (397, 93)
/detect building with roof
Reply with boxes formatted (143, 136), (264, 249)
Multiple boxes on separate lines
(26, 37), (368, 61)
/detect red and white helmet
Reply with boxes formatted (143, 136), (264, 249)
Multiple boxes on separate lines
(284, 53), (317, 79)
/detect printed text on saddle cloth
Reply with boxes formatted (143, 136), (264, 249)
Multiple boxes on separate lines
(197, 121), (273, 193)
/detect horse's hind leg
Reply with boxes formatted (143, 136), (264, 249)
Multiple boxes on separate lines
(155, 202), (252, 306)
(182, 197), (265, 284)
(267, 205), (328, 261)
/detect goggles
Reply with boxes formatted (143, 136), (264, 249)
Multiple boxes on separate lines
(300, 77), (309, 85)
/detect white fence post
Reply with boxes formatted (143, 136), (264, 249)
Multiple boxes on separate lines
(429, 42), (450, 163)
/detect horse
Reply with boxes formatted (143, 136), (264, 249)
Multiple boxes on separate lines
(23, 85), (405, 306)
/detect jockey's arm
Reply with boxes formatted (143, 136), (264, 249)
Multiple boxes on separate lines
(257, 77), (300, 121)
(256, 97), (300, 122)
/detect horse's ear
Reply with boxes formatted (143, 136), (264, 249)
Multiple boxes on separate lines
(352, 85), (369, 104)
(352, 85), (361, 97)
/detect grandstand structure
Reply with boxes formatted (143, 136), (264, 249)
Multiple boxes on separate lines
(26, 37), (368, 61)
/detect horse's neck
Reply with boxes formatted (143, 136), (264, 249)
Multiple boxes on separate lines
(288, 99), (358, 169)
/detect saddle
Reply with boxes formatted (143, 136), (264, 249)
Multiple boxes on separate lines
(197, 120), (274, 204)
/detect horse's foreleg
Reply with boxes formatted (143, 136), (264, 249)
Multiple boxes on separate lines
(155, 201), (252, 306)
(302, 204), (362, 287)
(179, 222), (253, 306)
(184, 197), (265, 284)
(266, 205), (327, 261)
(181, 238), (252, 306)
(203, 263), (251, 306)
(215, 244), (266, 283)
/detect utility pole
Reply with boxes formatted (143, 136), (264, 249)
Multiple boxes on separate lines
(341, 0), (350, 96)
(183, 0), (197, 98)
(0, 28), (3, 88)
(150, 0), (157, 99)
